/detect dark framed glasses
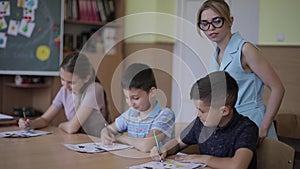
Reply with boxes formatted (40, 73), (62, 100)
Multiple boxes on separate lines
(198, 17), (225, 31)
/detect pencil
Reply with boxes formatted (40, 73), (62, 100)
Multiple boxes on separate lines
(22, 111), (34, 133)
(104, 123), (111, 135)
(23, 111), (26, 119)
(105, 123), (114, 144)
(153, 130), (163, 162)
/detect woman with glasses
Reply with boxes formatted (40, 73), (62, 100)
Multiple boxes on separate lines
(197, 0), (284, 144)
(18, 52), (109, 137)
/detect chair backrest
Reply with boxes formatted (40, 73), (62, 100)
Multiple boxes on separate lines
(275, 113), (300, 139)
(257, 137), (295, 169)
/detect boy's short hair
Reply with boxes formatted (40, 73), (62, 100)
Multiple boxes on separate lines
(190, 71), (238, 108)
(121, 63), (157, 92)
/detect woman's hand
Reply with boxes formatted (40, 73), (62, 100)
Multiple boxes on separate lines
(258, 127), (267, 146)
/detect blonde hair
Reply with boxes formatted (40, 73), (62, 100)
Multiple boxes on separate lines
(197, 0), (231, 35)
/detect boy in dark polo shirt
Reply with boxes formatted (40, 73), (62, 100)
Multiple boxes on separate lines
(150, 71), (258, 169)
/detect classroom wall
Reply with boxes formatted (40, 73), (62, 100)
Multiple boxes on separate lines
(259, 0), (300, 45)
(125, 0), (300, 45)
(124, 0), (175, 43)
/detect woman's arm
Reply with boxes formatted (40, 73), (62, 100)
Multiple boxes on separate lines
(242, 43), (285, 141)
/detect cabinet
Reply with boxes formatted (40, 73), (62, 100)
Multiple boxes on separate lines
(0, 76), (61, 115)
(63, 0), (125, 122)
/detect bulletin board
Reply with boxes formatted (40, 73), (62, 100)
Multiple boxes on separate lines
(0, 0), (63, 76)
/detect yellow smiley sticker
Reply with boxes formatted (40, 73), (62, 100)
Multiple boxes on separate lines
(36, 45), (50, 61)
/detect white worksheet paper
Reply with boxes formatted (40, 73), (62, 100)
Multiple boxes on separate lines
(0, 113), (14, 120)
(129, 159), (206, 169)
(0, 129), (51, 138)
(64, 142), (134, 153)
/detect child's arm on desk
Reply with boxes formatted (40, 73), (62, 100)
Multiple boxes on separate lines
(58, 106), (93, 134)
(18, 105), (59, 130)
(116, 130), (166, 153)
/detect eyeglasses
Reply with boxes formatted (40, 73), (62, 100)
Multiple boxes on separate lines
(198, 17), (225, 31)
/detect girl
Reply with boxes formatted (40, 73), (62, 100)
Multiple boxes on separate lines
(18, 52), (108, 137)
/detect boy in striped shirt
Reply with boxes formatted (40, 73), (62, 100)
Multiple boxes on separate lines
(101, 63), (175, 153)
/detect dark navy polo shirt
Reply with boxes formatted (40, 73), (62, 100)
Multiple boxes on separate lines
(180, 109), (258, 169)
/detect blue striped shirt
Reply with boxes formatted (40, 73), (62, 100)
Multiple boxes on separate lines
(115, 101), (175, 145)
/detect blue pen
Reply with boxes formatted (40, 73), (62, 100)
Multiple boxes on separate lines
(153, 130), (163, 162)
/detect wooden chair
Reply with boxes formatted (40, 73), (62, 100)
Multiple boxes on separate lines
(257, 137), (295, 169)
(275, 113), (300, 139)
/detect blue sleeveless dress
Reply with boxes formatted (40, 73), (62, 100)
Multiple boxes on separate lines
(209, 32), (277, 139)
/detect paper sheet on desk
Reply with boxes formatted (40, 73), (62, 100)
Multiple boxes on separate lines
(64, 142), (134, 153)
(64, 142), (106, 153)
(129, 159), (206, 169)
(0, 113), (14, 120)
(0, 129), (51, 138)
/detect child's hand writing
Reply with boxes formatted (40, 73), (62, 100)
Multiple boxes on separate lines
(150, 146), (167, 161)
(18, 118), (31, 130)
(101, 124), (116, 145)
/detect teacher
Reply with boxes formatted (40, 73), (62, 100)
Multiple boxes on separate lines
(197, 0), (285, 144)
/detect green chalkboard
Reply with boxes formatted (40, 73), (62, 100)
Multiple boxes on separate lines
(0, 0), (63, 76)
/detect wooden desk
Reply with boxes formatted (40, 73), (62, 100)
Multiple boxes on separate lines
(0, 126), (151, 169)
(0, 126), (211, 169)
(0, 119), (18, 126)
